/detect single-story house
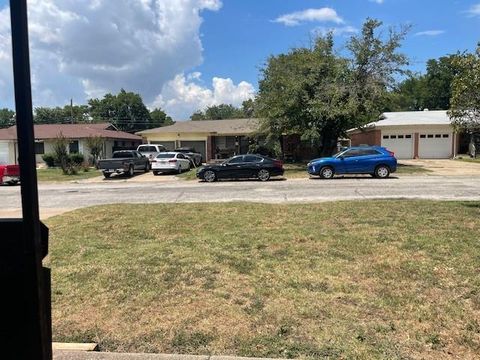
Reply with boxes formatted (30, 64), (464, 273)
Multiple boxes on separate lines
(347, 110), (461, 159)
(0, 123), (142, 164)
(137, 118), (260, 162)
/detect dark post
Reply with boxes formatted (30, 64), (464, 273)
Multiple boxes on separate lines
(0, 0), (52, 358)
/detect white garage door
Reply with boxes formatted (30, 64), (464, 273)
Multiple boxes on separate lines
(381, 134), (414, 159)
(0, 142), (9, 163)
(419, 133), (452, 159)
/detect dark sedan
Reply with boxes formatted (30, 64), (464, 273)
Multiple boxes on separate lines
(196, 155), (284, 182)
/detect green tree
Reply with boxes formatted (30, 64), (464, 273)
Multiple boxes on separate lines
(448, 45), (480, 132)
(190, 110), (206, 121)
(34, 105), (89, 124)
(241, 99), (256, 118)
(85, 136), (105, 165)
(150, 108), (174, 128)
(190, 104), (247, 120)
(256, 19), (409, 155)
(388, 53), (466, 111)
(0, 108), (15, 128)
(89, 89), (151, 132)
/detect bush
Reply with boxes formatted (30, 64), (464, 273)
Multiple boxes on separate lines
(42, 153), (56, 168)
(68, 153), (84, 166)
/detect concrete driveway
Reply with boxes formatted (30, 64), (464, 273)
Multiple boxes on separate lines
(400, 159), (480, 176)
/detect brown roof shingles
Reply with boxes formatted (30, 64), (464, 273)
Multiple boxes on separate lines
(136, 118), (261, 136)
(0, 123), (141, 141)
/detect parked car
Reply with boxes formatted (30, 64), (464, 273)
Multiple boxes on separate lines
(307, 146), (397, 179)
(197, 154), (284, 182)
(97, 150), (150, 178)
(151, 152), (191, 175)
(174, 147), (202, 166)
(0, 162), (20, 185)
(137, 144), (166, 164)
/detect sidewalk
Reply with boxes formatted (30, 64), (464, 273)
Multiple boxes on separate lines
(54, 351), (280, 360)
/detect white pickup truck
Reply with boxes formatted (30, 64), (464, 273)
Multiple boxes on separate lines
(137, 144), (167, 164)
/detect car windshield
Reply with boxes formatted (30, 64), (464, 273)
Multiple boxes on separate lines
(112, 152), (132, 158)
(156, 153), (175, 159)
(138, 146), (155, 152)
(333, 150), (348, 158)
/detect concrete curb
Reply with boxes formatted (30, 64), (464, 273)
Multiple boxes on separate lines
(53, 343), (99, 351)
(53, 351), (282, 360)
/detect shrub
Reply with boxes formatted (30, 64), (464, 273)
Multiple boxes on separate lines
(68, 152), (84, 166)
(42, 153), (56, 167)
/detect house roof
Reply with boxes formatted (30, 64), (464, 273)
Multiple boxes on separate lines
(369, 110), (451, 127)
(137, 118), (261, 136)
(347, 110), (452, 134)
(0, 123), (141, 141)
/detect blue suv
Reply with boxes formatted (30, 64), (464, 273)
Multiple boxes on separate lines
(307, 146), (397, 179)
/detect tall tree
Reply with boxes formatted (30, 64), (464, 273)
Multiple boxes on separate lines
(448, 45), (480, 132)
(150, 108), (174, 128)
(256, 19), (409, 155)
(347, 19), (409, 125)
(0, 108), (15, 128)
(89, 89), (151, 132)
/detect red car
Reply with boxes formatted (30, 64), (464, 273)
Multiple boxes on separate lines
(0, 162), (20, 185)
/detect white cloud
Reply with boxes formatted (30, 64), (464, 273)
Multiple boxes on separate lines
(467, 3), (480, 16)
(312, 25), (358, 37)
(153, 73), (255, 119)
(414, 30), (445, 37)
(0, 0), (227, 110)
(370, 0), (384, 4)
(274, 8), (343, 27)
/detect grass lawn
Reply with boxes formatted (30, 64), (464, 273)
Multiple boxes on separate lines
(47, 201), (480, 358)
(177, 162), (430, 181)
(455, 156), (480, 164)
(37, 168), (102, 182)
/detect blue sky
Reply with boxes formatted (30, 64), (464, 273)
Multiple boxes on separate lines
(197, 0), (480, 86)
(0, 0), (479, 119)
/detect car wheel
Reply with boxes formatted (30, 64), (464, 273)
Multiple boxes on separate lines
(153, 171), (160, 176)
(144, 163), (150, 173)
(203, 170), (216, 182)
(128, 165), (134, 177)
(319, 166), (334, 179)
(177, 165), (182, 174)
(375, 165), (390, 179)
(103, 172), (111, 179)
(258, 169), (270, 182)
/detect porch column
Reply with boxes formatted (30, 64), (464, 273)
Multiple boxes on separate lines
(206, 135), (215, 162)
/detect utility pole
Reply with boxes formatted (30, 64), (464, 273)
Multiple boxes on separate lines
(1, 0), (52, 358)
(70, 98), (73, 124)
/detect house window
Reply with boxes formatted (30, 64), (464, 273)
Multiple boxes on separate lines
(420, 135), (426, 138)
(427, 135), (434, 138)
(442, 134), (449, 138)
(406, 135), (412, 139)
(390, 135), (397, 139)
(383, 135), (389, 139)
(398, 135), (404, 139)
(35, 142), (45, 155)
(69, 140), (79, 153)
(435, 134), (441, 138)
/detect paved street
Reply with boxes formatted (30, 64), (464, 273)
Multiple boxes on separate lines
(1, 175), (480, 218)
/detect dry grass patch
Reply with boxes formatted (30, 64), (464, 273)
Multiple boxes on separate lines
(47, 201), (480, 359)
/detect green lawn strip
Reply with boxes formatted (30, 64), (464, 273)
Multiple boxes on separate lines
(47, 201), (480, 358)
(37, 168), (102, 182)
(455, 157), (480, 164)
